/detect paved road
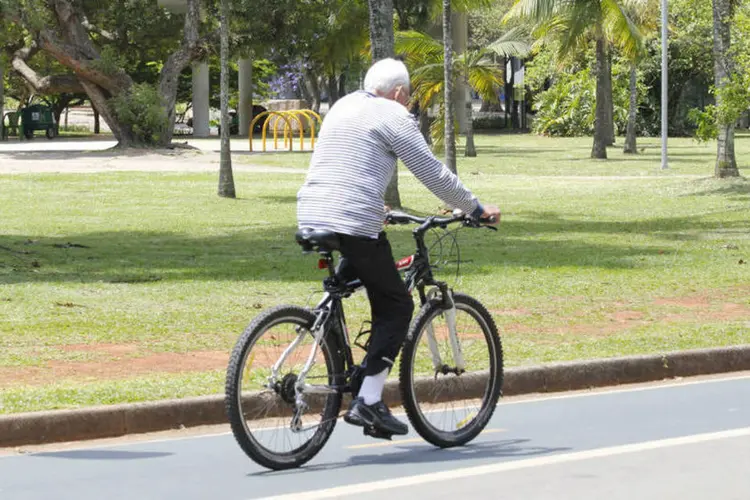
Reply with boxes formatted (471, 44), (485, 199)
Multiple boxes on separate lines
(1, 375), (748, 500)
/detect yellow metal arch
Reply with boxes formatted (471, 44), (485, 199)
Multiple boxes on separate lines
(251, 111), (294, 152)
(278, 111), (305, 151)
(291, 110), (321, 149)
(248, 109), (321, 152)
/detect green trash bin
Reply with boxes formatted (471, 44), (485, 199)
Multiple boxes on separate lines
(21, 104), (56, 140)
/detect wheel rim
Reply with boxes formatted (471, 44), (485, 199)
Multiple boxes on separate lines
(235, 316), (336, 458)
(408, 303), (496, 438)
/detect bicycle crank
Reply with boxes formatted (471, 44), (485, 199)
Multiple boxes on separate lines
(434, 364), (466, 378)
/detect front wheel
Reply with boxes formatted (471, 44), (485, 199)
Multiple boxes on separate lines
(225, 305), (343, 470)
(399, 293), (503, 448)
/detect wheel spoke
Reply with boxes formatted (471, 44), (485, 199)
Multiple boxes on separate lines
(225, 307), (343, 470)
(401, 295), (503, 447)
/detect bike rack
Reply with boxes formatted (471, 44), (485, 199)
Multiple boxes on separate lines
(249, 110), (321, 152)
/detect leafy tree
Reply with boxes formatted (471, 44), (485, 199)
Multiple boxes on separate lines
(1, 0), (210, 147)
(506, 0), (645, 159)
(710, 0), (741, 177)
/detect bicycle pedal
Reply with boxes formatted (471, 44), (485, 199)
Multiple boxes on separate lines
(363, 425), (393, 441)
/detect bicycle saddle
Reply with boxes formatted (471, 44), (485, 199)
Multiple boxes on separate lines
(295, 228), (341, 254)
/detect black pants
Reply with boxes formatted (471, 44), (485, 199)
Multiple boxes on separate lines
(337, 232), (414, 376)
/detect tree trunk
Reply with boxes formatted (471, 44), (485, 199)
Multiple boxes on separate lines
(338, 72), (347, 98)
(419, 109), (431, 143)
(712, 0), (739, 178)
(604, 51), (615, 145)
(443, 0), (457, 173)
(591, 38), (608, 159)
(368, 0), (395, 61)
(81, 79), (137, 146)
(509, 59), (519, 129)
(94, 108), (100, 134)
(300, 74), (314, 108)
(452, 11), (468, 135)
(505, 58), (513, 129)
(368, 0), (401, 207)
(157, 0), (204, 147)
(623, 63), (638, 154)
(327, 73), (339, 106)
(52, 105), (64, 134)
(218, 0), (236, 198)
(303, 69), (321, 114)
(464, 79), (476, 157)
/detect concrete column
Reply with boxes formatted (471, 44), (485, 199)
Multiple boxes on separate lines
(452, 11), (469, 134)
(238, 58), (253, 137)
(192, 61), (210, 137)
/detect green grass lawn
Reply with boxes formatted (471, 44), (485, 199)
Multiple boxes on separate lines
(1, 133), (748, 414)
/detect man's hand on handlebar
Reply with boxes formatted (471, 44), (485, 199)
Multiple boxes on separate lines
(480, 204), (501, 225)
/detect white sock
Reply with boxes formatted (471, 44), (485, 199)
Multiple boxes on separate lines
(358, 367), (389, 405)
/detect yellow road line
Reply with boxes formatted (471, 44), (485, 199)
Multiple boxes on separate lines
(346, 428), (506, 450)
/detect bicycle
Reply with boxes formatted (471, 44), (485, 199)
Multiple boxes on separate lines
(225, 210), (504, 470)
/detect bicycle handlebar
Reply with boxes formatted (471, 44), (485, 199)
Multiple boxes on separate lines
(385, 210), (497, 232)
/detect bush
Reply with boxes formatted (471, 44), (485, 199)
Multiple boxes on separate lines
(532, 69), (596, 136)
(687, 106), (718, 142)
(111, 83), (168, 145)
(473, 113), (507, 130)
(530, 63), (638, 137)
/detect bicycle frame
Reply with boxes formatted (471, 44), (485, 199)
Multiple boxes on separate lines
(279, 214), (481, 414)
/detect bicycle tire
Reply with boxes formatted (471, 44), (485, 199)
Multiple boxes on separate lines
(399, 293), (503, 448)
(225, 305), (343, 470)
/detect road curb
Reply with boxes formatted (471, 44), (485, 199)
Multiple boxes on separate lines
(2, 345), (749, 448)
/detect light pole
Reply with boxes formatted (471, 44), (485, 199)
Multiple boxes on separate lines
(661, 0), (668, 170)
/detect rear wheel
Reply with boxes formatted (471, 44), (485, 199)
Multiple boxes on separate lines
(225, 305), (343, 470)
(399, 293), (503, 448)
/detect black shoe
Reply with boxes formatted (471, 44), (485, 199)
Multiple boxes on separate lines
(343, 397), (408, 436)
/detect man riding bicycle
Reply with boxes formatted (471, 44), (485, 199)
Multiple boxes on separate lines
(297, 58), (500, 438)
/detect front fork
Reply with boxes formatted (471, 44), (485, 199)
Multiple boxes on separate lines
(424, 286), (465, 373)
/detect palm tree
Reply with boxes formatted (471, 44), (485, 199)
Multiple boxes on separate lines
(711, 0), (740, 178)
(218, 0), (236, 198)
(396, 30), (528, 152)
(622, 0), (658, 154)
(506, 0), (644, 159)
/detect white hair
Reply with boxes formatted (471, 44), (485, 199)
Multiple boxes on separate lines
(363, 58), (410, 95)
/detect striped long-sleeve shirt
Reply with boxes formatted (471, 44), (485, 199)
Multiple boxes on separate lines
(297, 91), (481, 238)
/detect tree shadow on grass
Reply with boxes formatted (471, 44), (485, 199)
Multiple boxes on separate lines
(682, 179), (750, 201)
(472, 146), (576, 156)
(1, 211), (745, 285)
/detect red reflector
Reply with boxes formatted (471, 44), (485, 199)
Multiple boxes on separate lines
(318, 259), (327, 270)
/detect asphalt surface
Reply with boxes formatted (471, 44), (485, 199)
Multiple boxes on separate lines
(1, 374), (749, 500)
